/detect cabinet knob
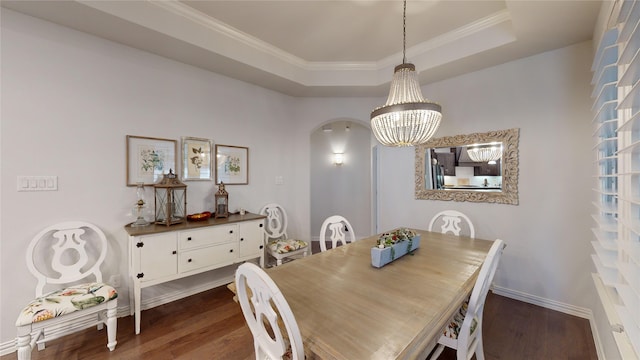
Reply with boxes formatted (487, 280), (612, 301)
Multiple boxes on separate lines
(187, 237), (192, 241)
(240, 238), (244, 241)
(172, 250), (177, 255)
(259, 245), (264, 249)
(188, 258), (192, 263)
(229, 249), (234, 253)
(229, 230), (233, 234)
(259, 224), (263, 228)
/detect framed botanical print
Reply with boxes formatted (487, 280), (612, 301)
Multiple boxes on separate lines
(215, 144), (248, 185)
(181, 137), (213, 181)
(126, 135), (177, 186)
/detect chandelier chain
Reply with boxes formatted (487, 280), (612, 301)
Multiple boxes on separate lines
(403, 0), (407, 64)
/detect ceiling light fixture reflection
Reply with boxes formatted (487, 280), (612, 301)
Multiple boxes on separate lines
(466, 144), (502, 163)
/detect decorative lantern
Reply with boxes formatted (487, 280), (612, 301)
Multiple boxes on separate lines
(154, 169), (187, 226)
(215, 182), (229, 218)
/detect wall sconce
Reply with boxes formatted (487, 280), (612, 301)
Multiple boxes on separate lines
(333, 153), (344, 166)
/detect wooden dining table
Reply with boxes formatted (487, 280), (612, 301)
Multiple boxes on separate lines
(266, 228), (494, 360)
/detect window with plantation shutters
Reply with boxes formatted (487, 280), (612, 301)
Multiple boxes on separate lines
(591, 1), (640, 358)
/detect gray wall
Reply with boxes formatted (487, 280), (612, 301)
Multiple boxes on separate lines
(371, 41), (611, 356)
(310, 120), (372, 241)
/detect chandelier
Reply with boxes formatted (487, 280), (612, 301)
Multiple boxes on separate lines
(466, 144), (502, 164)
(370, 0), (442, 147)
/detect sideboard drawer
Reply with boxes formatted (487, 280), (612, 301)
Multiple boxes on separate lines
(179, 224), (237, 250)
(179, 243), (237, 273)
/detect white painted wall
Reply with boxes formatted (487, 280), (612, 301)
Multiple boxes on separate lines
(1, 7), (609, 356)
(0, 9), (304, 346)
(375, 41), (597, 304)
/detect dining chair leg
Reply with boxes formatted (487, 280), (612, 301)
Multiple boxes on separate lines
(474, 332), (485, 360)
(429, 344), (445, 359)
(106, 306), (117, 351)
(16, 332), (31, 360)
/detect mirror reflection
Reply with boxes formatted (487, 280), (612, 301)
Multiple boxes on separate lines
(429, 143), (503, 191)
(415, 128), (519, 205)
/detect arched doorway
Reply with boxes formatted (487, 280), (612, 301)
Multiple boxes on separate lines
(309, 120), (372, 245)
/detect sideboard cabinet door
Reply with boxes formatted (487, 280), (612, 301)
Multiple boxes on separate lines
(137, 232), (178, 282)
(238, 220), (264, 260)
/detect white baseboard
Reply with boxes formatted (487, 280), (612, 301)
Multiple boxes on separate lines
(492, 285), (604, 360)
(0, 341), (15, 357)
(492, 285), (592, 318)
(0, 275), (234, 357)
(588, 312), (607, 360)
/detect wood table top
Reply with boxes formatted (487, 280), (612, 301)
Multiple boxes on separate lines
(267, 229), (494, 360)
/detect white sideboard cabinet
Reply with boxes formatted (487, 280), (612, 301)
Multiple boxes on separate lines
(124, 212), (266, 334)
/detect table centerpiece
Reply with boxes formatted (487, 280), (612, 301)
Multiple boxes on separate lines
(371, 228), (421, 268)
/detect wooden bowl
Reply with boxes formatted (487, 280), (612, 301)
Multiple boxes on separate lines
(187, 212), (211, 222)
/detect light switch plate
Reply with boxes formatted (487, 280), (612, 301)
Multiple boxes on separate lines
(17, 176), (58, 191)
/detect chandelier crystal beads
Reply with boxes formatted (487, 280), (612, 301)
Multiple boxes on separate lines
(370, 0), (442, 147)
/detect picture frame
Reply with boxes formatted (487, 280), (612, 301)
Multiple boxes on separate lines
(215, 144), (248, 185)
(181, 137), (213, 181)
(126, 135), (177, 186)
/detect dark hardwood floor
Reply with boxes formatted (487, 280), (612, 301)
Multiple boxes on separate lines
(2, 285), (597, 360)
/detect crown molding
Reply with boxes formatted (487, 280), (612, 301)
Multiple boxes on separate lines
(13, 0), (517, 92)
(144, 0), (513, 74)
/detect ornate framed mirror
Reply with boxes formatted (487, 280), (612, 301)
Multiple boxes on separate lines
(415, 128), (519, 204)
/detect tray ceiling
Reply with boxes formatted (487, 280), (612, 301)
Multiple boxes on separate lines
(2, 0), (602, 97)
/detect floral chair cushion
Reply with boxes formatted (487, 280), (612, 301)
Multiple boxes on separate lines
(442, 298), (477, 339)
(282, 346), (308, 360)
(268, 239), (308, 254)
(16, 282), (118, 326)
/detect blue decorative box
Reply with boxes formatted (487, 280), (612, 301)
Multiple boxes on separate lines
(371, 234), (421, 268)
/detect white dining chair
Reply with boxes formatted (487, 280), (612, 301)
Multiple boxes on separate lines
(260, 203), (309, 267)
(15, 222), (118, 360)
(429, 239), (505, 360)
(428, 210), (475, 238)
(235, 262), (305, 360)
(318, 215), (356, 252)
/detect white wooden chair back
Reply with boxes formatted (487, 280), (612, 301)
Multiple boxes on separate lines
(26, 221), (108, 296)
(430, 239), (505, 360)
(235, 262), (304, 360)
(319, 215), (356, 252)
(459, 239), (504, 359)
(261, 203), (289, 241)
(428, 210), (475, 238)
